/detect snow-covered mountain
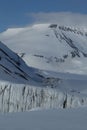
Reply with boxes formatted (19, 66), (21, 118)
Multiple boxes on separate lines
(1, 23), (87, 74)
(0, 24), (87, 112)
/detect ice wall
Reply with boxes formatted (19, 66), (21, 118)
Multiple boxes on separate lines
(0, 83), (87, 113)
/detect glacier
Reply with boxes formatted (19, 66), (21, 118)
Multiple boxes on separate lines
(0, 81), (87, 113)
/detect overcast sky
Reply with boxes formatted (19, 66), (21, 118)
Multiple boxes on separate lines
(0, 0), (87, 32)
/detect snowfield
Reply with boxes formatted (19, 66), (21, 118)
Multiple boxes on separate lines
(0, 108), (87, 130)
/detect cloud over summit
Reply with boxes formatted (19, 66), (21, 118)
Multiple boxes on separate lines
(27, 12), (87, 28)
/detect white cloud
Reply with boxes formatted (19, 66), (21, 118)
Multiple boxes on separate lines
(27, 12), (87, 28)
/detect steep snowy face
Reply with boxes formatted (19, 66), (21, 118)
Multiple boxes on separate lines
(0, 23), (87, 74)
(0, 41), (43, 83)
(0, 41), (30, 83)
(49, 24), (87, 57)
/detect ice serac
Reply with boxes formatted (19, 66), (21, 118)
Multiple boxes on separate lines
(0, 83), (87, 113)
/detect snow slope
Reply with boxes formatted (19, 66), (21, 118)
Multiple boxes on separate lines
(0, 41), (47, 84)
(0, 108), (87, 130)
(1, 24), (87, 74)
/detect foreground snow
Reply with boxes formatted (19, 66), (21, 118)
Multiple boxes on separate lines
(0, 108), (87, 130)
